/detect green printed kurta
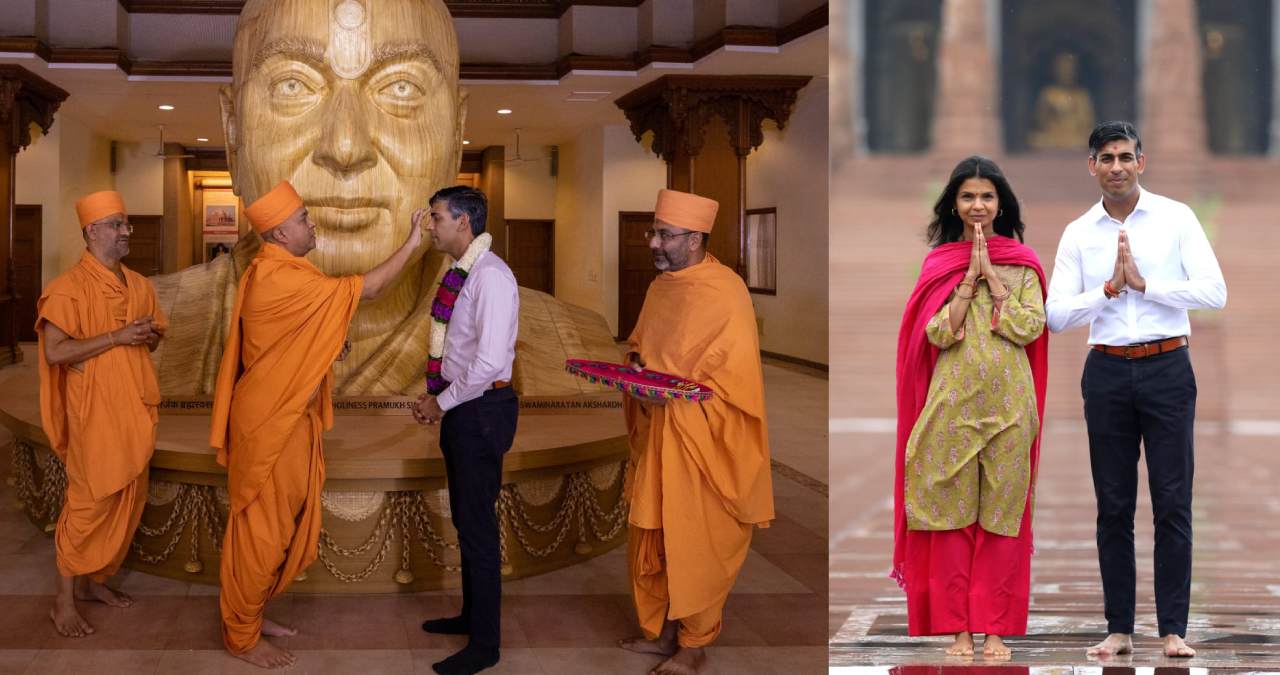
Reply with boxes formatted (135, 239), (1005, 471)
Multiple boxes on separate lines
(905, 264), (1045, 536)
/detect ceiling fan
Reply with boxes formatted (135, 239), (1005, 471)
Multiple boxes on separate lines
(504, 128), (542, 164)
(152, 124), (195, 159)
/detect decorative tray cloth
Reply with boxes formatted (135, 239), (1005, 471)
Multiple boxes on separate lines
(564, 359), (714, 402)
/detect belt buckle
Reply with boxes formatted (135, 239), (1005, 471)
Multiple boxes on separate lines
(1123, 344), (1145, 359)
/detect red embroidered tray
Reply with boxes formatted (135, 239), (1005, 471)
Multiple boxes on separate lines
(564, 359), (714, 402)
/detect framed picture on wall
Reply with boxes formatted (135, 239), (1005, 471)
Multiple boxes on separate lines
(202, 189), (240, 237)
(744, 207), (777, 295)
(203, 235), (237, 263)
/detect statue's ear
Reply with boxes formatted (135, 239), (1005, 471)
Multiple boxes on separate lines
(453, 87), (469, 176)
(219, 84), (240, 195)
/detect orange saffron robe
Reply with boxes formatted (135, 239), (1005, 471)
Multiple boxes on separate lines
(209, 243), (362, 653)
(36, 251), (167, 581)
(624, 254), (775, 647)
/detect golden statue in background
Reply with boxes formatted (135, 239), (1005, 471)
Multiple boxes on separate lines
(1028, 52), (1096, 151)
(151, 0), (619, 395)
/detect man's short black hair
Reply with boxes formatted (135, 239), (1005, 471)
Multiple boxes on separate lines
(430, 186), (487, 236)
(1088, 120), (1142, 158)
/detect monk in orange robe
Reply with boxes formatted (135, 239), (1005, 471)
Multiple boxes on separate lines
(618, 189), (775, 675)
(37, 190), (167, 637)
(210, 181), (425, 669)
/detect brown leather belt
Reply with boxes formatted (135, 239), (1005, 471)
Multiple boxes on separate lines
(491, 380), (511, 389)
(1092, 336), (1188, 359)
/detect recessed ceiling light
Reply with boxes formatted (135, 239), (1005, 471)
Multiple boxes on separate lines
(158, 104), (175, 111)
(463, 140), (471, 145)
(196, 137), (209, 142)
(497, 108), (512, 115)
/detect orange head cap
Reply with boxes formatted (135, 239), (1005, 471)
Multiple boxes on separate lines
(654, 189), (718, 233)
(244, 180), (304, 234)
(75, 190), (127, 229)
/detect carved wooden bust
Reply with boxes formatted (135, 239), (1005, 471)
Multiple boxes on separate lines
(150, 0), (619, 396)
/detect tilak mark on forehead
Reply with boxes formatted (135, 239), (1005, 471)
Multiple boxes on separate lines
(329, 0), (371, 79)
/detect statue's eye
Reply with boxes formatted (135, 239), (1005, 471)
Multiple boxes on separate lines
(380, 79), (424, 102)
(273, 77), (314, 98)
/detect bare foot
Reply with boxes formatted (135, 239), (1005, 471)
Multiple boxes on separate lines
(944, 631), (974, 656)
(983, 634), (1011, 658)
(1163, 634), (1196, 658)
(1087, 632), (1133, 657)
(262, 617), (297, 638)
(76, 580), (133, 608)
(650, 646), (706, 675)
(49, 598), (94, 638)
(619, 635), (677, 657)
(232, 639), (296, 669)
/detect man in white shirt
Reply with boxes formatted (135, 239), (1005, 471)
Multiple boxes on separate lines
(1046, 121), (1226, 659)
(412, 186), (519, 675)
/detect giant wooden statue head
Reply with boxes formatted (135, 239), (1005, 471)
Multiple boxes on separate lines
(223, 0), (464, 276)
(151, 0), (620, 396)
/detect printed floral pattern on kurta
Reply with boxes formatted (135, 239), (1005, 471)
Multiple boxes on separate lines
(904, 263), (1045, 536)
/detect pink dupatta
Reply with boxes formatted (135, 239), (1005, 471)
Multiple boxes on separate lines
(891, 235), (1049, 588)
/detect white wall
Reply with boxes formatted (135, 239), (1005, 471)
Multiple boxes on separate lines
(15, 122), (62, 286)
(601, 125), (665, 336)
(746, 77), (828, 365)
(16, 115), (119, 285)
(552, 128), (605, 314)
(504, 149), (558, 220)
(112, 141), (165, 216)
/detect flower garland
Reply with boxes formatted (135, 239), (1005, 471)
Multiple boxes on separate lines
(426, 232), (492, 395)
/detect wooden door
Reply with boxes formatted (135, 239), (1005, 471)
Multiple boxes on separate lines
(12, 205), (41, 342)
(506, 219), (554, 294)
(123, 215), (164, 277)
(617, 211), (657, 341)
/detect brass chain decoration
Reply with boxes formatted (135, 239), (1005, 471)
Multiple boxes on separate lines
(11, 443), (628, 586)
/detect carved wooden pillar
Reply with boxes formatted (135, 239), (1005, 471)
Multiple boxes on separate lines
(616, 75), (810, 276)
(0, 66), (68, 368)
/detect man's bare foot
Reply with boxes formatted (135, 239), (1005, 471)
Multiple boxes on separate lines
(945, 631), (974, 656)
(232, 639), (297, 669)
(650, 646), (706, 675)
(1163, 634), (1196, 658)
(619, 635), (677, 657)
(262, 617), (297, 638)
(983, 634), (1011, 658)
(75, 580), (133, 608)
(1087, 632), (1133, 657)
(49, 598), (94, 638)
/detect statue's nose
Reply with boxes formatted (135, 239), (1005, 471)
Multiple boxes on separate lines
(313, 85), (377, 178)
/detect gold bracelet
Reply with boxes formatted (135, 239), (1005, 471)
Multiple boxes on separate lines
(989, 286), (1011, 301)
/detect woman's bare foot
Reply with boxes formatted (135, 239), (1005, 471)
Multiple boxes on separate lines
(262, 617), (297, 638)
(75, 579), (133, 608)
(619, 635), (677, 657)
(49, 599), (94, 638)
(650, 646), (706, 675)
(233, 639), (296, 669)
(1087, 632), (1133, 657)
(945, 631), (974, 656)
(1163, 634), (1196, 657)
(983, 634), (1011, 658)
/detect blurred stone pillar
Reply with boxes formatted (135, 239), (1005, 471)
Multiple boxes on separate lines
(1141, 0), (1207, 161)
(930, 0), (1002, 158)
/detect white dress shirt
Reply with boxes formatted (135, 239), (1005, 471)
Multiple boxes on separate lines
(1045, 188), (1227, 345)
(436, 250), (519, 412)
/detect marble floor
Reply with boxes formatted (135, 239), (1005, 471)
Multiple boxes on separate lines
(0, 357), (828, 674)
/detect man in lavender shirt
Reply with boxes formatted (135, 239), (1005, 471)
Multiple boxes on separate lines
(412, 186), (519, 675)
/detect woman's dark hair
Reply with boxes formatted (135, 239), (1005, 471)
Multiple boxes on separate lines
(926, 155), (1025, 247)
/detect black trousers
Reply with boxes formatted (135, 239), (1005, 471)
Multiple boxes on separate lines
(1081, 346), (1196, 637)
(439, 386), (519, 651)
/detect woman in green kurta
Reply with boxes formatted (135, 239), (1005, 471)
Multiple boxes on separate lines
(894, 156), (1049, 659)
